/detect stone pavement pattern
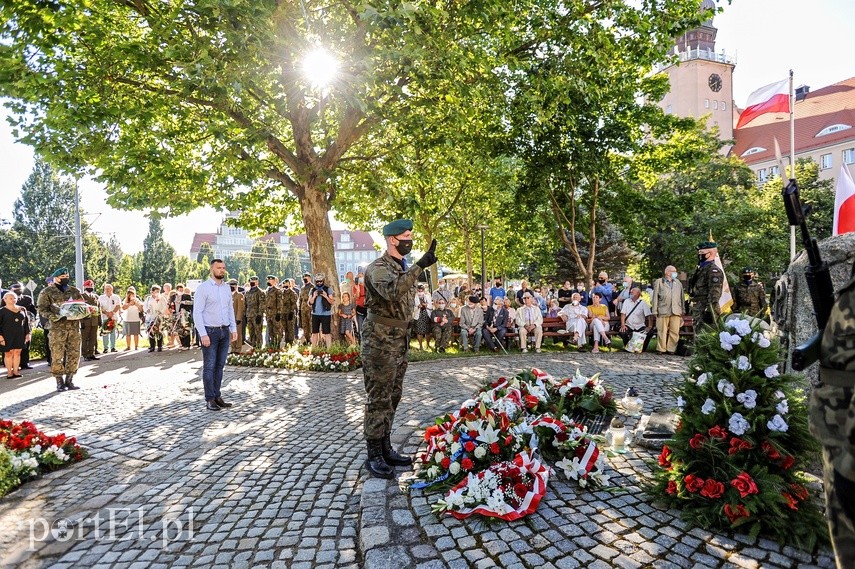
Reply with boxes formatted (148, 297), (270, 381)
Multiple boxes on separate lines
(0, 348), (839, 569)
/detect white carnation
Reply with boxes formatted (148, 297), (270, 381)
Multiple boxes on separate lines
(728, 413), (751, 436)
(764, 365), (780, 378)
(474, 446), (487, 459)
(717, 379), (735, 398)
(752, 332), (771, 348)
(774, 390), (786, 400)
(735, 356), (751, 371)
(736, 389), (758, 409)
(676, 396), (685, 410)
(727, 318), (752, 336)
(701, 398), (716, 415)
(449, 461), (461, 475)
(697, 373), (709, 386)
(767, 414), (789, 432)
(776, 399), (789, 415)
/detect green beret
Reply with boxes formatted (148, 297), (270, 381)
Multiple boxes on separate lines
(741, 267), (754, 274)
(51, 267), (70, 277)
(382, 219), (413, 237)
(228, 279), (238, 285)
(249, 276), (259, 282)
(266, 275), (277, 280)
(696, 241), (717, 250)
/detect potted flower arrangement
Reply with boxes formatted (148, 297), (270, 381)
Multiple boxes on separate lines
(647, 316), (827, 551)
(227, 343), (361, 371)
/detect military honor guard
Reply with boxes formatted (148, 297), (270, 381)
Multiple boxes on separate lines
(732, 266), (768, 317)
(688, 241), (723, 335)
(244, 276), (265, 349)
(36, 268), (83, 392)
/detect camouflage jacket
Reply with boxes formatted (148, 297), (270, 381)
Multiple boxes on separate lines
(689, 262), (723, 313)
(281, 287), (298, 317)
(244, 286), (265, 318)
(732, 281), (767, 315)
(364, 252), (423, 323)
(265, 286), (282, 316)
(37, 284), (83, 330)
(298, 284), (313, 314)
(820, 272), (855, 373)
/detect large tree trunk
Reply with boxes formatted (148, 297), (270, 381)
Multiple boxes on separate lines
(298, 184), (341, 341)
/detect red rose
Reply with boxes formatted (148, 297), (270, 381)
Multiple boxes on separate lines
(440, 456), (451, 469)
(424, 425), (441, 441)
(556, 431), (570, 442)
(728, 437), (753, 455)
(464, 441), (476, 452)
(570, 387), (583, 396)
(658, 446), (672, 469)
(689, 434), (707, 450)
(666, 480), (677, 495)
(513, 482), (528, 498)
(461, 458), (474, 471)
(780, 455), (795, 470)
(761, 440), (782, 460)
(700, 479), (725, 499)
(490, 442), (501, 454)
(468, 430), (479, 440)
(730, 472), (759, 498)
(684, 474), (705, 493)
(505, 435), (514, 446)
(724, 503), (750, 523)
(783, 492), (799, 510)
(708, 425), (728, 440)
(524, 394), (540, 409)
(600, 391), (613, 405)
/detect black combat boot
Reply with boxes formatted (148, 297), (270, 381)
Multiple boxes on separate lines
(55, 377), (66, 392)
(365, 439), (394, 479)
(382, 434), (413, 467)
(64, 375), (80, 390)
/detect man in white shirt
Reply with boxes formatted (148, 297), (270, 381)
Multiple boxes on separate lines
(458, 295), (483, 352)
(143, 285), (169, 352)
(97, 283), (122, 353)
(515, 294), (543, 353)
(558, 292), (588, 348)
(619, 287), (654, 352)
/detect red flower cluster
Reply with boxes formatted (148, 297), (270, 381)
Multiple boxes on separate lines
(658, 445), (672, 469)
(728, 437), (753, 455)
(684, 474), (726, 498)
(0, 419), (88, 468)
(730, 472), (759, 498)
(724, 503), (750, 523)
(689, 434), (707, 449)
(707, 425), (728, 440)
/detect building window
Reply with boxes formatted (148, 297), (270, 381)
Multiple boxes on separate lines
(713, 100), (718, 110)
(820, 153), (833, 170)
(844, 148), (855, 164)
(721, 101), (726, 111)
(816, 124), (852, 137)
(704, 99), (709, 109)
(741, 147), (767, 157)
(758, 168), (767, 182)
(666, 104), (672, 114)
(770, 165), (780, 177)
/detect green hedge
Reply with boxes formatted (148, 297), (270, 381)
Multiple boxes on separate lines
(29, 328), (46, 360)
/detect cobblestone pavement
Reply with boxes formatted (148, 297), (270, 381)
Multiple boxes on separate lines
(0, 348), (839, 569)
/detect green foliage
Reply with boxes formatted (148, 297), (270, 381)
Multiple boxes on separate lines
(0, 448), (21, 498)
(140, 217), (176, 288)
(648, 316), (827, 551)
(28, 327), (46, 360)
(196, 243), (214, 265)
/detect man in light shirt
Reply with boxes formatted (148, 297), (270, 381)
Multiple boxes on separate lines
(515, 294), (543, 353)
(619, 287), (654, 352)
(193, 259), (238, 411)
(651, 265), (684, 355)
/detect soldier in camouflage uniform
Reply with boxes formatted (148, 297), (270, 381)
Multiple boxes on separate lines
(361, 219), (438, 479)
(281, 279), (299, 345)
(298, 272), (313, 344)
(36, 268), (83, 392)
(244, 276), (264, 349)
(265, 275), (283, 349)
(79, 279), (100, 360)
(688, 241), (724, 336)
(731, 266), (768, 317)
(229, 279), (245, 353)
(810, 264), (855, 569)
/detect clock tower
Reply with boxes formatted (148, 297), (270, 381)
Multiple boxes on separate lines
(656, 0), (736, 141)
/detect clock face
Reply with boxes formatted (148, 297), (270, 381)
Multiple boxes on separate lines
(708, 73), (723, 93)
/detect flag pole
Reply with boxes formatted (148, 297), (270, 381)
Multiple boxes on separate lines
(789, 69), (796, 261)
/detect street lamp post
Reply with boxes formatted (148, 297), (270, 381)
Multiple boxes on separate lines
(477, 225), (488, 299)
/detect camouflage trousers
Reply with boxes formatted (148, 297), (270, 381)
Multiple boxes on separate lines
(266, 318), (282, 349)
(49, 323), (81, 377)
(361, 320), (409, 440)
(300, 309), (312, 343)
(432, 324), (451, 350)
(247, 317), (263, 349)
(809, 383), (855, 569)
(283, 316), (296, 344)
(691, 302), (716, 337)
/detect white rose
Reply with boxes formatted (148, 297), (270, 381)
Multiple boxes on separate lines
(776, 399), (789, 415)
(728, 412), (750, 436)
(767, 414), (789, 432)
(697, 373), (709, 386)
(764, 365), (780, 379)
(474, 446), (487, 459)
(450, 442), (461, 455)
(701, 398), (716, 415)
(449, 461), (461, 475)
(434, 452), (445, 465)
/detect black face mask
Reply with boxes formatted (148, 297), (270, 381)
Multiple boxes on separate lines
(85, 288), (94, 293)
(230, 286), (237, 292)
(698, 253), (708, 263)
(58, 277), (70, 287)
(394, 239), (413, 256)
(742, 276), (753, 283)
(250, 283), (256, 288)
(598, 278), (606, 284)
(303, 278), (310, 284)
(315, 281), (324, 287)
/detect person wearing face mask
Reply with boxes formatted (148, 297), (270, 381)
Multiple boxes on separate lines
(557, 280), (575, 309)
(265, 275), (283, 349)
(459, 295), (484, 352)
(244, 276), (265, 349)
(614, 276), (637, 311)
(298, 272), (314, 344)
(10, 282), (37, 368)
(37, 267), (84, 392)
(354, 272), (367, 339)
(79, 279), (101, 361)
(688, 241), (724, 335)
(144, 285), (169, 353)
(575, 282), (590, 307)
(361, 218), (438, 479)
(281, 278), (299, 345)
(652, 265), (684, 355)
(229, 279), (246, 353)
(489, 278), (506, 303)
(558, 292), (589, 349)
(619, 287), (654, 352)
(430, 299), (454, 352)
(732, 267), (767, 318)
(591, 271), (615, 310)
(483, 296), (508, 352)
(309, 273), (335, 348)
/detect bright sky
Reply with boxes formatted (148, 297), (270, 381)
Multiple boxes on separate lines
(1, 0), (853, 255)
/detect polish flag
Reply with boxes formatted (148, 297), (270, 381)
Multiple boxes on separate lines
(834, 164), (855, 235)
(736, 79), (790, 129)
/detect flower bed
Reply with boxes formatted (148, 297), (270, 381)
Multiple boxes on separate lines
(412, 368), (612, 519)
(647, 316), (827, 551)
(226, 344), (361, 372)
(0, 419), (88, 497)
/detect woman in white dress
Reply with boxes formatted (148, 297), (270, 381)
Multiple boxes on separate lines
(122, 288), (143, 350)
(558, 292), (589, 348)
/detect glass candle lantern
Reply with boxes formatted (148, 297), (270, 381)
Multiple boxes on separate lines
(609, 416), (627, 454)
